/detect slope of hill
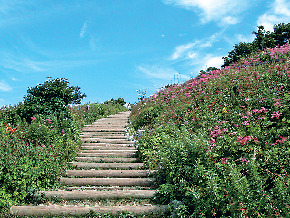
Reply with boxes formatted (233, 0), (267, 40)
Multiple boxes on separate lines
(130, 43), (290, 217)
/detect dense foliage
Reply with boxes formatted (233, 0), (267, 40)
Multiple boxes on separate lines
(0, 79), (127, 214)
(19, 78), (86, 122)
(130, 43), (290, 217)
(222, 23), (290, 67)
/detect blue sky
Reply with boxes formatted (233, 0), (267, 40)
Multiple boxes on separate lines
(0, 0), (289, 106)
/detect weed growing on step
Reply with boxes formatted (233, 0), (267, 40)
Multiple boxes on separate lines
(131, 43), (290, 217)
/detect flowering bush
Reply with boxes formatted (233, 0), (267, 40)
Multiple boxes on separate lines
(0, 100), (126, 214)
(131, 43), (290, 217)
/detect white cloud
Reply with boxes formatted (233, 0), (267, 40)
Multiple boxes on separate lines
(170, 32), (221, 61)
(222, 16), (239, 25)
(257, 0), (290, 31)
(137, 65), (189, 80)
(274, 0), (290, 16)
(0, 80), (12, 92)
(163, 0), (246, 24)
(171, 42), (197, 60)
(204, 56), (224, 68)
(80, 20), (88, 38)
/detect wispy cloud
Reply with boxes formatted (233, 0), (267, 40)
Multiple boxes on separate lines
(171, 42), (197, 60)
(80, 20), (88, 38)
(0, 80), (12, 92)
(257, 0), (290, 31)
(163, 0), (248, 24)
(170, 32), (220, 61)
(137, 65), (189, 81)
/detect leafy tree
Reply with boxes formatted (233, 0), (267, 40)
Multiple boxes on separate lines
(20, 78), (86, 121)
(222, 23), (290, 67)
(104, 97), (126, 106)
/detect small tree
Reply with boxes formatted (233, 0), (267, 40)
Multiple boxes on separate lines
(20, 78), (86, 121)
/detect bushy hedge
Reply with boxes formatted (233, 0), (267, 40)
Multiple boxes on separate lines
(130, 44), (290, 217)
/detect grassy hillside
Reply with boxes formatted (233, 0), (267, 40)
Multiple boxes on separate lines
(130, 43), (290, 217)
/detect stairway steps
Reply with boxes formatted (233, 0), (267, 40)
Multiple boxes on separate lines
(38, 190), (155, 200)
(76, 152), (136, 158)
(82, 142), (135, 147)
(10, 205), (168, 216)
(59, 178), (155, 186)
(65, 170), (155, 178)
(75, 157), (138, 163)
(70, 162), (143, 169)
(65, 186), (154, 191)
(79, 150), (137, 153)
(9, 111), (168, 216)
(81, 146), (136, 150)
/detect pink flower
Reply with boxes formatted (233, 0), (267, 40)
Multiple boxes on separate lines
(221, 158), (229, 164)
(242, 121), (250, 126)
(258, 115), (265, 120)
(274, 102), (282, 107)
(258, 107), (267, 113)
(271, 111), (282, 119)
(237, 136), (251, 145)
(61, 129), (65, 134)
(210, 137), (216, 144)
(240, 158), (248, 164)
(272, 135), (288, 145)
(252, 109), (258, 113)
(31, 117), (36, 121)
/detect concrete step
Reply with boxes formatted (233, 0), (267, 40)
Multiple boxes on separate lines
(82, 127), (127, 131)
(75, 157), (138, 163)
(38, 190), (155, 200)
(82, 142), (135, 147)
(70, 162), (144, 169)
(81, 145), (135, 150)
(65, 186), (154, 191)
(10, 205), (168, 216)
(82, 129), (126, 132)
(77, 152), (136, 157)
(65, 170), (155, 178)
(83, 139), (134, 144)
(79, 150), (137, 153)
(59, 178), (155, 186)
(81, 138), (134, 144)
(81, 136), (128, 140)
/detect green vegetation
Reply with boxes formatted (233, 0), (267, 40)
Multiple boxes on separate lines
(130, 43), (290, 216)
(222, 23), (290, 67)
(0, 78), (127, 214)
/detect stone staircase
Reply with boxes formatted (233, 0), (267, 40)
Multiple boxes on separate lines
(10, 111), (167, 217)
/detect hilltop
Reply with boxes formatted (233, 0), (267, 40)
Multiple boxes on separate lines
(130, 43), (290, 217)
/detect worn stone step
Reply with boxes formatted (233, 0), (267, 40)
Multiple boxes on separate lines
(38, 190), (155, 200)
(10, 205), (168, 216)
(82, 129), (126, 132)
(75, 157), (138, 163)
(70, 162), (144, 169)
(65, 186), (153, 191)
(85, 139), (134, 144)
(81, 145), (135, 150)
(79, 150), (137, 153)
(81, 138), (134, 144)
(82, 142), (134, 147)
(77, 152), (136, 157)
(65, 170), (155, 178)
(59, 178), (155, 186)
